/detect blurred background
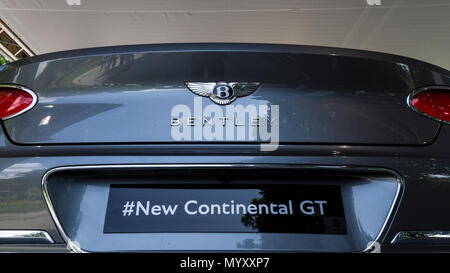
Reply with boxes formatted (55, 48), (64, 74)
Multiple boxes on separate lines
(0, 0), (449, 69)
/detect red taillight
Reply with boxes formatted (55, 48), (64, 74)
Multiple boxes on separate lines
(0, 86), (37, 120)
(408, 87), (450, 123)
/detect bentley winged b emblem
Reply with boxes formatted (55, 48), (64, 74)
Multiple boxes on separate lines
(185, 82), (260, 105)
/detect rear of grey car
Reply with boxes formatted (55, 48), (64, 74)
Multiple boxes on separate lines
(0, 43), (449, 253)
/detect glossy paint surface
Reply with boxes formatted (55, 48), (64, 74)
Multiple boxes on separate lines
(0, 122), (450, 251)
(0, 44), (448, 144)
(0, 44), (449, 252)
(44, 166), (399, 252)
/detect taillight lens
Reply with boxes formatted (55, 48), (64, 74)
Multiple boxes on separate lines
(408, 88), (450, 123)
(0, 87), (37, 120)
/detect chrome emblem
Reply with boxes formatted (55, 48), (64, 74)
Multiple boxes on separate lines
(185, 82), (260, 105)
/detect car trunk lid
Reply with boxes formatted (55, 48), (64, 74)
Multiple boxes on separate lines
(0, 44), (446, 145)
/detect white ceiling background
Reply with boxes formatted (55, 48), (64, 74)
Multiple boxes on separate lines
(0, 0), (449, 70)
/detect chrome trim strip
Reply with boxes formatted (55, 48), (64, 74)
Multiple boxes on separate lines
(406, 86), (450, 125)
(391, 231), (450, 244)
(0, 84), (38, 120)
(41, 164), (403, 253)
(0, 230), (54, 243)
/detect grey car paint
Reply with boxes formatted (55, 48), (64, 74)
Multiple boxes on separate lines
(0, 43), (449, 252)
(1, 43), (448, 145)
(43, 164), (400, 252)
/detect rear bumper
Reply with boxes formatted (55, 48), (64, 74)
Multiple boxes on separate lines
(0, 124), (449, 252)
